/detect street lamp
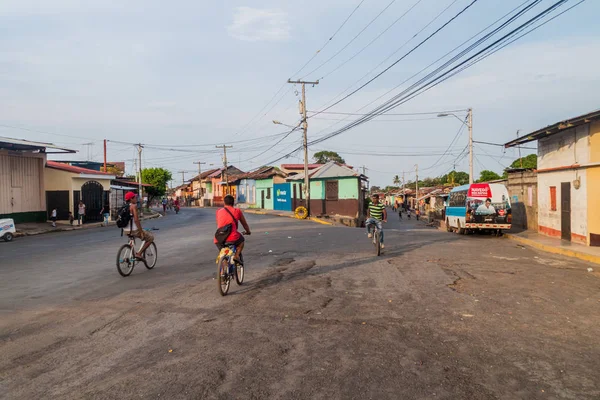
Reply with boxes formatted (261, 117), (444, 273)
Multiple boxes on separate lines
(438, 108), (473, 184)
(272, 120), (298, 129)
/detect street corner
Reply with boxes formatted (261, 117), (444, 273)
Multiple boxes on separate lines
(504, 233), (600, 266)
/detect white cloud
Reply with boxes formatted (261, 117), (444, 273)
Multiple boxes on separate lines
(227, 7), (290, 42)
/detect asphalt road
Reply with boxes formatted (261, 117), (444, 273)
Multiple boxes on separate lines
(1, 207), (599, 399)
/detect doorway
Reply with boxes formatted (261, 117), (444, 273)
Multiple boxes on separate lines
(81, 181), (104, 223)
(261, 190), (265, 209)
(560, 182), (571, 241)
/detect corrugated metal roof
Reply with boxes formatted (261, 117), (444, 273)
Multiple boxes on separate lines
(287, 161), (362, 180)
(0, 136), (76, 153)
(46, 161), (115, 177)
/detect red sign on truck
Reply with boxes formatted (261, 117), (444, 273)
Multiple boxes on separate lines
(467, 183), (491, 198)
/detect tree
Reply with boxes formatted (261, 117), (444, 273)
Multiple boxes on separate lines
(509, 154), (537, 169)
(440, 170), (469, 185)
(393, 175), (400, 186)
(313, 150), (345, 164)
(478, 170), (502, 182)
(141, 167), (173, 204)
(370, 185), (381, 194)
(106, 165), (124, 176)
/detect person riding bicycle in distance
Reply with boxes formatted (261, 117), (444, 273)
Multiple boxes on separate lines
(214, 194), (251, 264)
(124, 191), (154, 260)
(366, 194), (387, 249)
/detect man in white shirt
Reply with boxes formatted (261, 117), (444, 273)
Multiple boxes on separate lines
(476, 198), (496, 215)
(77, 201), (86, 225)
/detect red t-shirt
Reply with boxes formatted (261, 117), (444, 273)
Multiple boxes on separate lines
(214, 206), (242, 244)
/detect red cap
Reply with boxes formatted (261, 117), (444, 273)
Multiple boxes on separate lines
(125, 192), (136, 201)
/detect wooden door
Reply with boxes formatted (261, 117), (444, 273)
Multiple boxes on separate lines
(560, 182), (571, 241)
(261, 190), (265, 209)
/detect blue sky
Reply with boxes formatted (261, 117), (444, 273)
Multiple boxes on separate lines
(1, 0), (598, 186)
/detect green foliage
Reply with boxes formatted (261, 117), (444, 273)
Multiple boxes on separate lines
(141, 167), (173, 203)
(509, 154), (537, 169)
(440, 170), (469, 185)
(478, 170), (502, 182)
(393, 175), (400, 186)
(370, 185), (381, 194)
(313, 150), (345, 164)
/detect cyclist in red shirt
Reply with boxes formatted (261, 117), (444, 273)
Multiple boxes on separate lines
(214, 195), (251, 264)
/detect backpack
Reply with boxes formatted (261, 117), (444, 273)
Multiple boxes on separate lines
(214, 208), (236, 246)
(116, 202), (132, 229)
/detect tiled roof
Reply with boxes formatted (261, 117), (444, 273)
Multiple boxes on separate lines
(46, 161), (115, 176)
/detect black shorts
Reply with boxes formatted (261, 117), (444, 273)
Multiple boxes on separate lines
(216, 235), (245, 250)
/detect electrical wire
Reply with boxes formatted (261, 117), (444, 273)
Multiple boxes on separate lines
(301, 0), (398, 79)
(308, 0), (573, 147)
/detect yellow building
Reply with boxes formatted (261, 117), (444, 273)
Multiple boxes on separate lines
(0, 137), (75, 223)
(45, 161), (115, 222)
(505, 110), (600, 246)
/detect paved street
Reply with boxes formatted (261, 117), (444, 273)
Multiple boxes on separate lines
(1, 208), (599, 399)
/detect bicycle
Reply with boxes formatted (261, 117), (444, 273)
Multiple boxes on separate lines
(116, 229), (158, 277)
(216, 233), (248, 296)
(366, 219), (383, 256)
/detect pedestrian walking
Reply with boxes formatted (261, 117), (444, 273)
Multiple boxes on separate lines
(100, 206), (110, 226)
(416, 209), (420, 221)
(407, 208), (411, 219)
(77, 200), (86, 225)
(50, 208), (57, 227)
(162, 198), (167, 214)
(68, 211), (74, 225)
(398, 208), (403, 220)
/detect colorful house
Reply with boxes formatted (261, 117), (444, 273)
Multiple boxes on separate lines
(45, 161), (115, 222)
(504, 109), (600, 246)
(190, 168), (219, 206)
(207, 166), (245, 207)
(250, 167), (288, 210)
(287, 161), (368, 220)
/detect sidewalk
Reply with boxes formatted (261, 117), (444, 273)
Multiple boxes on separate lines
(15, 211), (161, 237)
(244, 209), (334, 226)
(505, 230), (600, 266)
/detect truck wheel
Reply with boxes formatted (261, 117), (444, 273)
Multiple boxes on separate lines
(446, 219), (452, 232)
(3, 232), (13, 242)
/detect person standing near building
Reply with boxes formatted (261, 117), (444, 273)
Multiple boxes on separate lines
(50, 208), (57, 227)
(77, 200), (86, 225)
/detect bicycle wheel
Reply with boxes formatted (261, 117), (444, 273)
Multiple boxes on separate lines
(116, 244), (135, 277)
(144, 242), (158, 269)
(235, 254), (244, 285)
(217, 257), (231, 296)
(374, 231), (381, 256)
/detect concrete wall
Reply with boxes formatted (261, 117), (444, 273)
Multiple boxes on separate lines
(506, 170), (538, 232)
(338, 178), (360, 199)
(0, 151), (45, 215)
(45, 167), (112, 216)
(255, 178), (273, 209)
(587, 120), (600, 246)
(537, 125), (590, 244)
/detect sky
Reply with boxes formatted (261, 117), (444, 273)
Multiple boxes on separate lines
(1, 0), (599, 187)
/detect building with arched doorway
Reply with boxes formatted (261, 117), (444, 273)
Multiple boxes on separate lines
(45, 161), (115, 223)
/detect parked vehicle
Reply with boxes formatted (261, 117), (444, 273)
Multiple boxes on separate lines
(445, 183), (512, 235)
(0, 218), (16, 242)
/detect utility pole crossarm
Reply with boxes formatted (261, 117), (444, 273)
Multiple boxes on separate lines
(216, 145), (233, 193)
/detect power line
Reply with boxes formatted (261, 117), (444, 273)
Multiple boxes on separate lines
(318, 0), (426, 80)
(311, 0), (480, 117)
(309, 0), (573, 147)
(301, 0), (399, 80)
(307, 109), (467, 116)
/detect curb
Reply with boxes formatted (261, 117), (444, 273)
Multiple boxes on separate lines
(245, 209), (334, 225)
(15, 212), (161, 238)
(505, 233), (600, 266)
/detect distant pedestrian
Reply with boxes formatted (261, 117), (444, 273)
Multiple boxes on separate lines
(50, 208), (57, 227)
(68, 211), (74, 225)
(100, 206), (110, 226)
(407, 209), (411, 219)
(398, 208), (403, 220)
(77, 200), (86, 225)
(416, 209), (420, 221)
(162, 198), (167, 214)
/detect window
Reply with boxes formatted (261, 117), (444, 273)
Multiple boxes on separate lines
(266, 188), (271, 199)
(449, 190), (467, 207)
(326, 180), (339, 200)
(299, 184), (303, 200)
(550, 186), (557, 211)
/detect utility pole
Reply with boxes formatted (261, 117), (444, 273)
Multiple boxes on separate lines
(193, 161), (206, 178)
(468, 107), (473, 184)
(215, 145), (233, 194)
(288, 79), (319, 215)
(103, 139), (107, 172)
(177, 171), (186, 185)
(516, 129), (523, 168)
(402, 171), (405, 205)
(137, 144), (143, 212)
(414, 165), (419, 210)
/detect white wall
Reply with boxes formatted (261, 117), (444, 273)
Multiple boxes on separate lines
(538, 125), (590, 168)
(537, 125), (589, 242)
